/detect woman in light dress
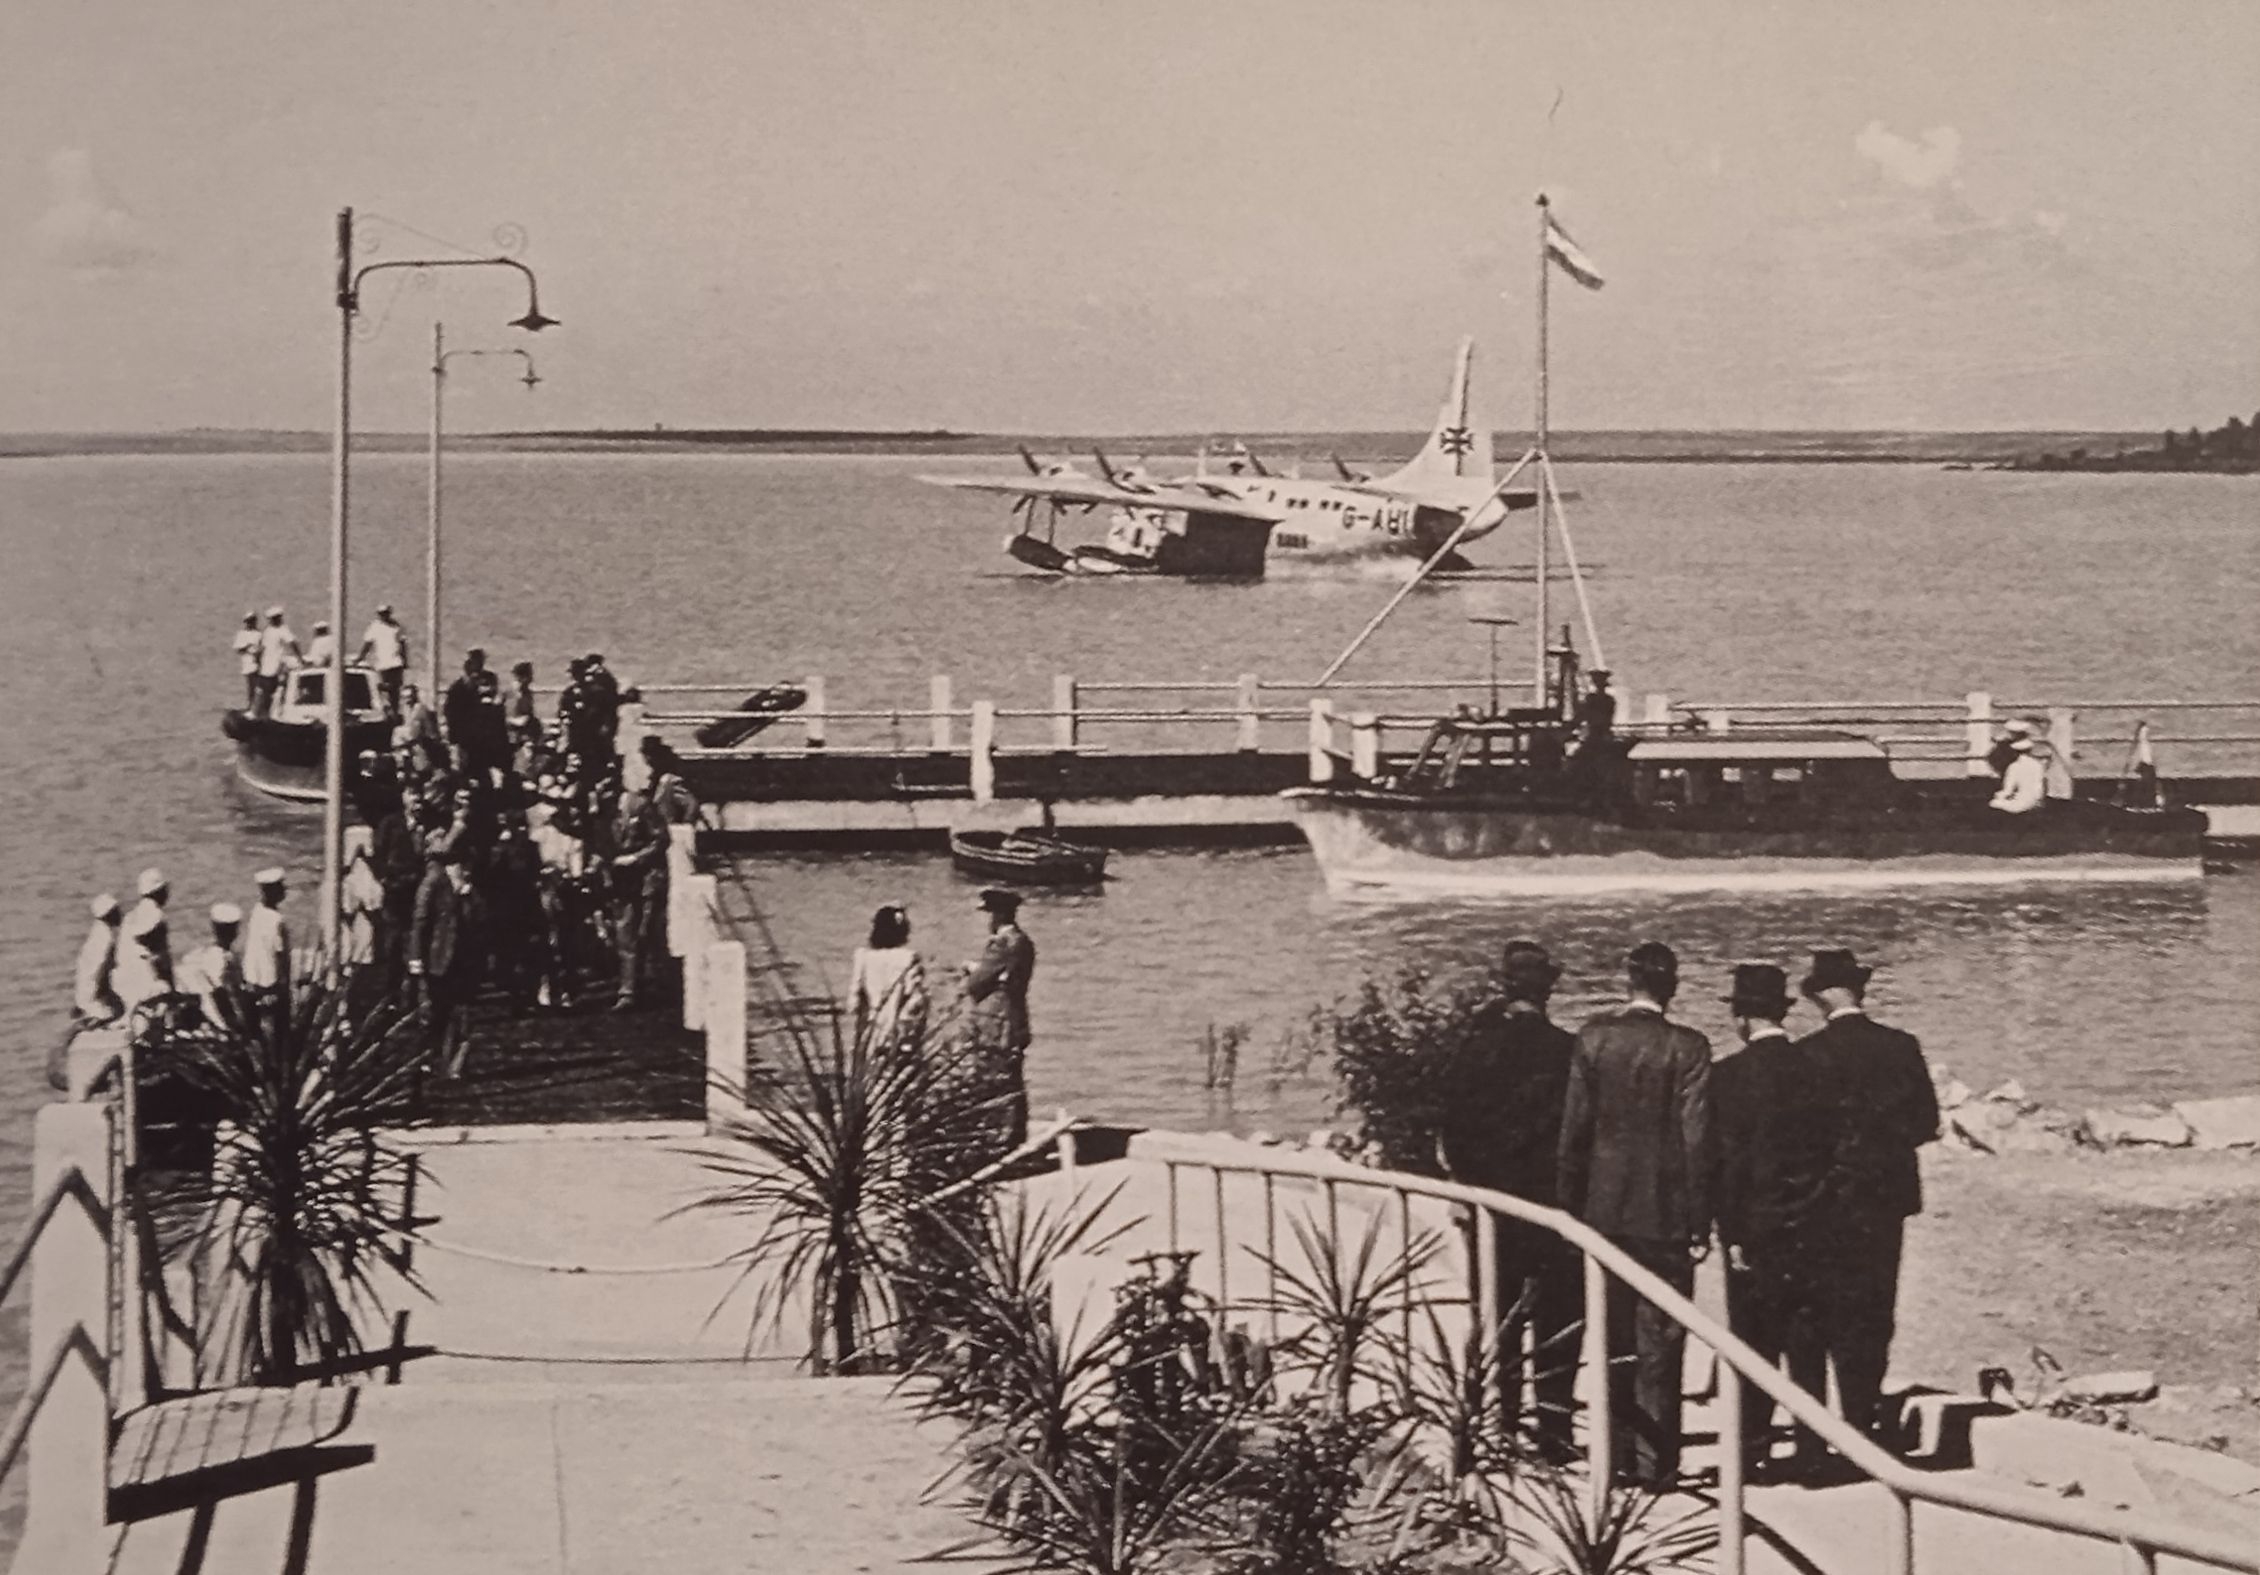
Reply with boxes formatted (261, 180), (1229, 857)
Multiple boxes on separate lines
(848, 904), (927, 1049)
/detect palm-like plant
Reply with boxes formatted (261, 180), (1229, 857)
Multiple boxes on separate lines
(1506, 1469), (1718, 1575)
(1250, 1206), (1443, 1414)
(688, 900), (998, 1374)
(139, 976), (427, 1386)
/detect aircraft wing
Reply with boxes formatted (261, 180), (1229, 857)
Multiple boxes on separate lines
(919, 473), (1285, 523)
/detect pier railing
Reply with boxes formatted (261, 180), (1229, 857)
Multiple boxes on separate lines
(3, 1037), (132, 1567)
(1116, 1140), (2258, 1575)
(637, 673), (2260, 801)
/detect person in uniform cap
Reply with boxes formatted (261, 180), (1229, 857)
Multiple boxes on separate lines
(73, 894), (124, 1025)
(113, 868), (175, 1012)
(963, 889), (1036, 1156)
(177, 904), (244, 1026)
(305, 619), (337, 670)
(254, 606), (301, 717)
(1558, 939), (1713, 1488)
(1987, 725), (2048, 814)
(1437, 938), (1579, 1459)
(1795, 949), (1939, 1448)
(357, 603), (410, 717)
(1711, 963), (1831, 1481)
(232, 613), (262, 709)
(241, 868), (293, 1013)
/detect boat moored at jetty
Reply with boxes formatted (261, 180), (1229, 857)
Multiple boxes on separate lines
(1285, 706), (2209, 896)
(949, 828), (1109, 885)
(221, 664), (392, 802)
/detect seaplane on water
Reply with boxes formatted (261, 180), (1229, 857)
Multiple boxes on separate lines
(920, 340), (1545, 579)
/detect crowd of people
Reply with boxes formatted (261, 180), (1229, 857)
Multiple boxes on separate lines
(1437, 938), (1939, 1490)
(79, 633), (700, 1076)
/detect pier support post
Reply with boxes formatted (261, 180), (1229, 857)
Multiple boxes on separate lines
(1643, 693), (1671, 729)
(664, 825), (697, 960)
(1235, 673), (1261, 752)
(22, 1102), (113, 1571)
(1703, 709), (1731, 733)
(703, 939), (749, 1129)
(1350, 712), (1380, 780)
(1964, 691), (1995, 777)
(1308, 699), (1336, 783)
(681, 874), (717, 1030)
(2046, 707), (2076, 798)
(971, 701), (997, 802)
(802, 674), (827, 750)
(1052, 674), (1078, 751)
(929, 675), (953, 753)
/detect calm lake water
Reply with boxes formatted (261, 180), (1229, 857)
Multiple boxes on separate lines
(0, 452), (2255, 1477)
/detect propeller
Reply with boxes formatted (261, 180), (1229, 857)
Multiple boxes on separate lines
(1330, 451), (1371, 483)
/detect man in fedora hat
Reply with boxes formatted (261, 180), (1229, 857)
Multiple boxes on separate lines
(964, 888), (1036, 1153)
(1712, 963), (1831, 1480)
(1796, 948), (1939, 1446)
(1559, 939), (1713, 1488)
(1438, 938), (1580, 1460)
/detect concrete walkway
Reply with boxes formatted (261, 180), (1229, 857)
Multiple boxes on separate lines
(103, 1131), (1002, 1575)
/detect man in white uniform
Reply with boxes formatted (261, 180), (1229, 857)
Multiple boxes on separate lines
(232, 613), (261, 709)
(177, 903), (244, 1026)
(74, 894), (124, 1025)
(114, 867), (174, 1012)
(242, 868), (293, 1015)
(1988, 735), (2048, 813)
(254, 607), (301, 717)
(358, 603), (410, 717)
(306, 620), (337, 671)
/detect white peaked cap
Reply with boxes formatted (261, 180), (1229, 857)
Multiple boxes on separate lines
(254, 866), (287, 887)
(265, 605), (285, 619)
(137, 867), (167, 896)
(210, 902), (243, 925)
(91, 893), (120, 919)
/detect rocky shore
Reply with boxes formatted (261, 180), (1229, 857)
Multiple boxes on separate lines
(1931, 1066), (2260, 1156)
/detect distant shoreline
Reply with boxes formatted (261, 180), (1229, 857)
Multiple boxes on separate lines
(0, 427), (2176, 466)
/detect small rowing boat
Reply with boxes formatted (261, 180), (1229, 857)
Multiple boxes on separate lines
(692, 683), (808, 748)
(949, 829), (1109, 885)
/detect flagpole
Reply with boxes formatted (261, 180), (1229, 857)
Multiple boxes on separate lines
(1533, 193), (1553, 705)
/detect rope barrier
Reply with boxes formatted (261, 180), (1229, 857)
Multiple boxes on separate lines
(379, 1223), (739, 1277)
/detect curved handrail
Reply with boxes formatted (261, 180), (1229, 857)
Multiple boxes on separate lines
(1142, 1143), (2260, 1572)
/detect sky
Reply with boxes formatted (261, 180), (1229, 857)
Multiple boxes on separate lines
(3, 0), (2256, 435)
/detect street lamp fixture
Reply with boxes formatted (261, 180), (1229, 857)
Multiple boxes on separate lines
(324, 205), (556, 963)
(427, 333), (543, 697)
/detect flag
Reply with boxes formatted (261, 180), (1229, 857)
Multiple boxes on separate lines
(1544, 212), (1605, 291)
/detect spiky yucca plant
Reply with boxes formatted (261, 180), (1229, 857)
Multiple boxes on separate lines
(689, 896), (1000, 1374)
(1507, 1470), (1718, 1575)
(140, 976), (426, 1386)
(1250, 1206), (1443, 1414)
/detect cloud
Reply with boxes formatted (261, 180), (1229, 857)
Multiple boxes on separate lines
(33, 149), (156, 273)
(1854, 120), (1962, 190)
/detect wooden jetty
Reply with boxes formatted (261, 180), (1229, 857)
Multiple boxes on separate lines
(640, 672), (2260, 853)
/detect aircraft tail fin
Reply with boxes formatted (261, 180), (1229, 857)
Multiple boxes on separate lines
(1374, 338), (1493, 495)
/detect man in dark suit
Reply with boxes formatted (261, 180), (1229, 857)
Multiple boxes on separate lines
(1711, 964), (1831, 1480)
(964, 888), (1036, 1154)
(410, 848), (487, 1077)
(1796, 948), (1940, 1444)
(1437, 939), (1579, 1461)
(1558, 940), (1712, 1487)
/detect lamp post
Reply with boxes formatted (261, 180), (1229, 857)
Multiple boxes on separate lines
(428, 325), (541, 699)
(326, 206), (555, 960)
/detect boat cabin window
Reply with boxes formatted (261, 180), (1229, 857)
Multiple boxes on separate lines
(291, 669), (374, 713)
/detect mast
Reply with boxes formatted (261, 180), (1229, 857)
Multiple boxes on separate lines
(1533, 193), (1552, 705)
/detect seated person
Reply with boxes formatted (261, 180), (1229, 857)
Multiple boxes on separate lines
(1988, 733), (2048, 813)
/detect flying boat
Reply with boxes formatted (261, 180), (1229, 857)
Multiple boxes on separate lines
(920, 341), (1544, 578)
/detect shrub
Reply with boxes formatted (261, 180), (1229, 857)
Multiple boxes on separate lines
(1322, 967), (1501, 1175)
